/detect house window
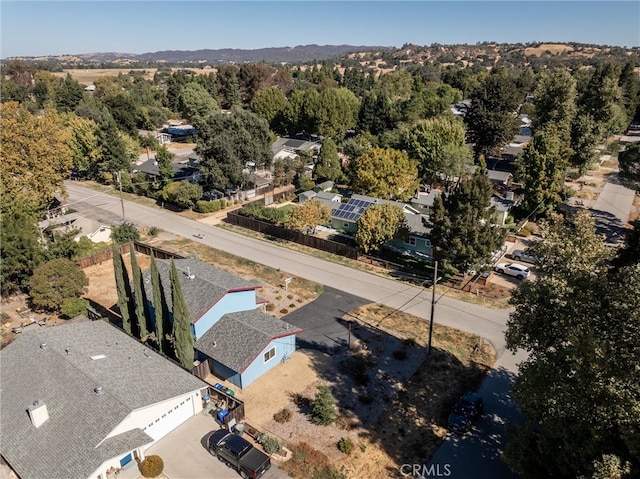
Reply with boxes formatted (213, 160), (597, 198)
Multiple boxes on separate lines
(405, 237), (416, 246)
(263, 347), (276, 363)
(343, 222), (349, 228)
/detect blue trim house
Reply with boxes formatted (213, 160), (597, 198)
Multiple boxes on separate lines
(142, 258), (300, 389)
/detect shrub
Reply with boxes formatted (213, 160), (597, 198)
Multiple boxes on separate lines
(280, 309), (289, 314)
(112, 221), (140, 244)
(393, 348), (408, 360)
(60, 297), (89, 319)
(403, 337), (418, 347)
(517, 228), (532, 237)
(257, 433), (281, 454)
(311, 384), (336, 426)
(139, 455), (164, 478)
(265, 303), (275, 312)
(289, 303), (296, 308)
(195, 200), (217, 213)
(147, 226), (160, 237)
(274, 408), (293, 423)
(337, 437), (355, 455)
(287, 294), (294, 300)
(338, 355), (370, 385)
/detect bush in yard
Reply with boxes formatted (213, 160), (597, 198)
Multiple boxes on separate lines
(195, 200), (217, 213)
(311, 384), (336, 425)
(265, 303), (275, 312)
(60, 297), (89, 319)
(337, 437), (355, 455)
(274, 408), (293, 423)
(139, 455), (164, 478)
(257, 433), (281, 454)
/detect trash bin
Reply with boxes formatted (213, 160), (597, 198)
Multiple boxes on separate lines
(225, 388), (235, 397)
(217, 409), (229, 425)
(234, 423), (245, 437)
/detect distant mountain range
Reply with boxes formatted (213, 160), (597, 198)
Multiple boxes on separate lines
(6, 44), (392, 64)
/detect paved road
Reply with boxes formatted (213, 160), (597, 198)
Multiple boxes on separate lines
(590, 173), (636, 246)
(65, 182), (522, 477)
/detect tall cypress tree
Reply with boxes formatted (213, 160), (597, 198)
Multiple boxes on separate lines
(112, 244), (132, 335)
(169, 259), (194, 369)
(129, 244), (149, 340)
(150, 253), (171, 354)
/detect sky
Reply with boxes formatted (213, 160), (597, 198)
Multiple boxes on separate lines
(1, 1), (639, 58)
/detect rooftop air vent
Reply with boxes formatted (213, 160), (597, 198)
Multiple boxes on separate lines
(39, 343), (47, 349)
(185, 267), (195, 280)
(27, 400), (49, 428)
(94, 386), (103, 394)
(90, 354), (106, 361)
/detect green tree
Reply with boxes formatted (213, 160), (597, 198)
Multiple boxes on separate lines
(95, 108), (129, 175)
(1, 102), (72, 212)
(130, 248), (150, 340)
(29, 258), (88, 311)
(429, 162), (505, 272)
(403, 116), (473, 184)
(618, 143), (640, 182)
(355, 203), (409, 253)
(0, 208), (44, 295)
(352, 148), (419, 201)
(464, 69), (521, 158)
(569, 111), (601, 174)
(178, 82), (219, 127)
(533, 68), (577, 143)
(314, 138), (342, 182)
(250, 86), (287, 130)
(112, 245), (133, 335)
(112, 221), (140, 244)
(55, 73), (84, 113)
(60, 297), (90, 319)
(315, 87), (360, 139)
(504, 211), (639, 479)
(311, 384), (336, 426)
(62, 113), (99, 172)
(579, 63), (627, 138)
(197, 109), (273, 188)
(170, 259), (194, 369)
(160, 181), (203, 210)
(619, 60), (639, 121)
(155, 145), (175, 186)
(284, 88), (320, 135)
(150, 253), (171, 354)
(285, 199), (331, 234)
(516, 125), (569, 214)
(45, 229), (93, 261)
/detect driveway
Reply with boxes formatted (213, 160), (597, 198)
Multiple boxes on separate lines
(137, 413), (288, 479)
(283, 286), (369, 353)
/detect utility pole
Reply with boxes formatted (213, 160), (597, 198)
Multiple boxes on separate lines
(116, 171), (126, 221)
(427, 260), (438, 356)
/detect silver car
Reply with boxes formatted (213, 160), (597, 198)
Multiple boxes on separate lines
(511, 249), (535, 264)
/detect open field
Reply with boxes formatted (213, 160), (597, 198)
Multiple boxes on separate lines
(53, 67), (214, 85)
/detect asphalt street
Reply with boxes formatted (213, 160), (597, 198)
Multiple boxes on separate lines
(65, 181), (522, 477)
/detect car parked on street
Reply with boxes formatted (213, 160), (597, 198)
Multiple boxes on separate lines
(448, 392), (483, 434)
(494, 262), (530, 280)
(511, 249), (536, 264)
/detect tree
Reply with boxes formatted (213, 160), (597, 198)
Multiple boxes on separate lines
(150, 253), (171, 355)
(112, 221), (140, 244)
(403, 116), (473, 184)
(29, 258), (88, 311)
(429, 162), (505, 272)
(178, 83), (219, 127)
(533, 68), (577, 143)
(62, 113), (99, 172)
(618, 143), (640, 182)
(0, 207), (44, 296)
(314, 138), (342, 182)
(516, 125), (569, 214)
(130, 248), (150, 340)
(170, 259), (194, 369)
(112, 245), (133, 335)
(45, 229), (93, 261)
(285, 200), (331, 234)
(250, 86), (287, 130)
(464, 69), (521, 158)
(504, 211), (639, 479)
(311, 384), (336, 426)
(160, 181), (203, 210)
(95, 108), (129, 175)
(314, 87), (360, 139)
(579, 63), (627, 138)
(569, 111), (601, 174)
(55, 73), (84, 113)
(619, 60), (639, 121)
(155, 145), (175, 186)
(284, 88), (320, 135)
(351, 148), (419, 201)
(0, 102), (72, 212)
(197, 109), (273, 188)
(355, 203), (409, 253)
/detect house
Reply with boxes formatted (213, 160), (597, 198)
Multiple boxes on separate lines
(409, 190), (441, 216)
(0, 319), (208, 479)
(52, 217), (111, 244)
(387, 212), (432, 257)
(298, 190), (317, 203)
(194, 309), (301, 389)
(298, 190), (342, 211)
(142, 258), (300, 389)
(330, 194), (419, 233)
(490, 196), (515, 225)
(313, 180), (334, 192)
(138, 129), (171, 145)
(486, 170), (514, 187)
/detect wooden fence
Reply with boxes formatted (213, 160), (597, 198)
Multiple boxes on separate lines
(75, 242), (185, 269)
(226, 211), (359, 259)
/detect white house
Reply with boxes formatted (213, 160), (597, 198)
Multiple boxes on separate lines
(0, 319), (208, 479)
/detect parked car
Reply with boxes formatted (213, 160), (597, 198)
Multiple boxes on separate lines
(193, 233), (205, 239)
(494, 262), (530, 280)
(207, 429), (271, 478)
(511, 249), (536, 264)
(448, 392), (483, 434)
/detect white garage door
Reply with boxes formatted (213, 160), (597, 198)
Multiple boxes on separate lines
(144, 397), (195, 443)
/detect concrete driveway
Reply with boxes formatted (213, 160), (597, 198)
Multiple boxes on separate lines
(139, 413), (288, 479)
(283, 286), (369, 353)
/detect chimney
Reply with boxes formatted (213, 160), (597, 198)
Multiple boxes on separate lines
(27, 400), (49, 428)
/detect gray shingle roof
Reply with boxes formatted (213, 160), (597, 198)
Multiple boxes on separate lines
(0, 320), (207, 479)
(142, 258), (260, 321)
(194, 310), (301, 373)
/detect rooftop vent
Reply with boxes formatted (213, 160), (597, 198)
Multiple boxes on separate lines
(27, 400), (49, 428)
(39, 343), (47, 349)
(185, 267), (195, 280)
(65, 348), (70, 355)
(94, 385), (103, 394)
(90, 354), (106, 361)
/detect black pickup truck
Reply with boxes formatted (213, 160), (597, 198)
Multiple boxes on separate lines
(207, 429), (271, 478)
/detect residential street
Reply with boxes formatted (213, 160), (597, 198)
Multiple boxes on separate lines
(65, 181), (521, 477)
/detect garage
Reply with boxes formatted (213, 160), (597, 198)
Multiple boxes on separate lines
(144, 396), (196, 443)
